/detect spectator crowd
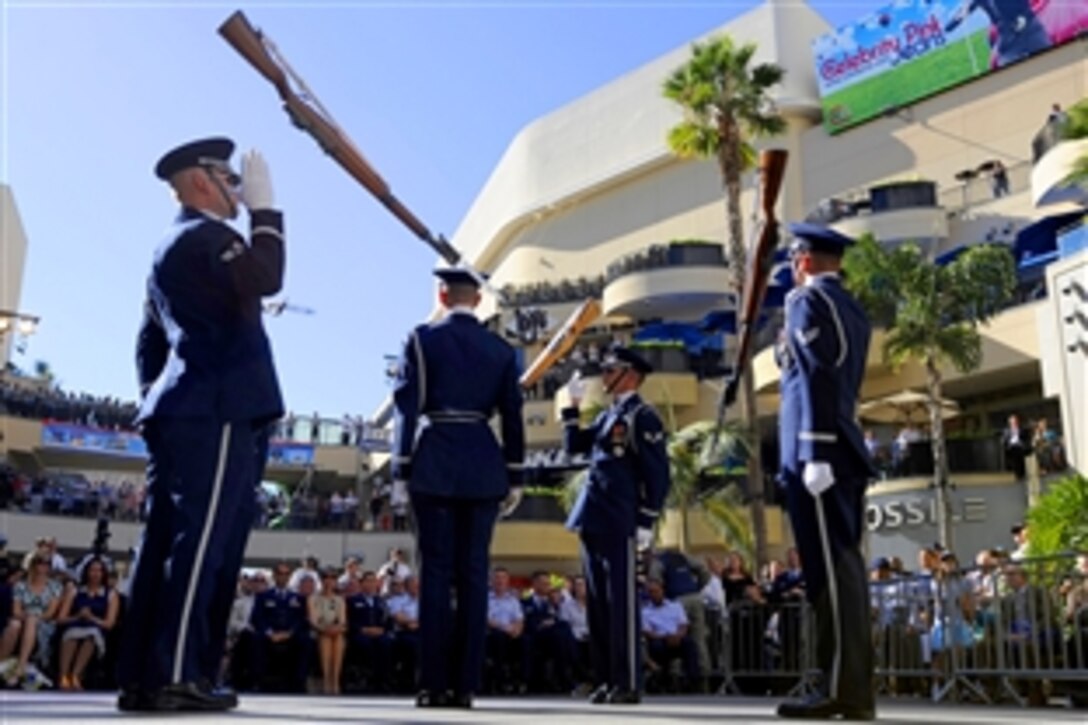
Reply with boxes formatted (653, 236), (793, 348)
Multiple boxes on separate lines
(0, 531), (1084, 706)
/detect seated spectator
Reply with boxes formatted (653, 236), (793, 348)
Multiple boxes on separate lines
(387, 575), (420, 692)
(486, 568), (524, 694)
(377, 547), (412, 596)
(0, 553), (62, 688)
(652, 548), (709, 681)
(558, 575), (591, 687)
(522, 571), (576, 693)
(308, 567), (347, 695)
(225, 570), (265, 690)
(345, 571), (391, 692)
(641, 578), (700, 692)
(55, 557), (120, 690)
(250, 562), (309, 693)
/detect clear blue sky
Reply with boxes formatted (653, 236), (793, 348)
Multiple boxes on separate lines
(1, 0), (858, 420)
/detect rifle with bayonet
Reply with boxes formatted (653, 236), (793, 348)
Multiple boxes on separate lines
(219, 11), (465, 272)
(219, 10), (602, 388)
(713, 148), (789, 441)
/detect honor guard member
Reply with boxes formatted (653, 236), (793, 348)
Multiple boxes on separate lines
(117, 137), (285, 712)
(562, 346), (671, 705)
(391, 267), (526, 709)
(775, 223), (876, 721)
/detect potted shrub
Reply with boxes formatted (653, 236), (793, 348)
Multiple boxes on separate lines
(631, 340), (688, 372)
(666, 239), (725, 266)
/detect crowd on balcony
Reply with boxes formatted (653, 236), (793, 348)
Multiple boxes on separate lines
(2, 531), (1084, 704)
(862, 412), (1068, 482)
(498, 276), (606, 309)
(0, 382), (139, 432)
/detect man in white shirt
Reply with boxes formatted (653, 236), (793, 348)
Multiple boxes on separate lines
(377, 548), (413, 596)
(388, 576), (420, 692)
(486, 568), (525, 693)
(641, 578), (700, 692)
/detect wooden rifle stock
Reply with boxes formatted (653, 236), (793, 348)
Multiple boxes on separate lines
(218, 11), (462, 267)
(519, 299), (602, 390)
(715, 149), (789, 433)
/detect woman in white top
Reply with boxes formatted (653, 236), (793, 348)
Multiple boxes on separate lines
(308, 567), (347, 695)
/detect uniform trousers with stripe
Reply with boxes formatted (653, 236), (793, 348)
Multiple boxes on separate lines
(410, 492), (499, 696)
(117, 418), (265, 692)
(784, 473), (874, 710)
(580, 529), (641, 692)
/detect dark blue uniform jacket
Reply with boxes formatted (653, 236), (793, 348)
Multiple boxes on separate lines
(391, 311), (525, 500)
(777, 275), (875, 484)
(136, 207), (284, 424)
(562, 393), (671, 536)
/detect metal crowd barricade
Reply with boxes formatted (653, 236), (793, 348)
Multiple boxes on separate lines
(871, 553), (1088, 706)
(717, 598), (816, 698)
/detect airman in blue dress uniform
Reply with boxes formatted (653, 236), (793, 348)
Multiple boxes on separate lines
(117, 137), (285, 712)
(562, 346), (671, 705)
(391, 267), (525, 709)
(774, 223), (876, 721)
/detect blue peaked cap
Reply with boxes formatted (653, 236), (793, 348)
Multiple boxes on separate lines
(155, 137), (235, 180)
(787, 222), (856, 257)
(602, 345), (653, 375)
(433, 267), (487, 289)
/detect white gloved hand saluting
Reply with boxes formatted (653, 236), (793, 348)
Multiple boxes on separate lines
(636, 526), (655, 552)
(567, 371), (586, 408)
(803, 461), (835, 497)
(241, 149), (275, 211)
(500, 486), (524, 518)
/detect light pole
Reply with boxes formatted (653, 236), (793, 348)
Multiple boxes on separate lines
(0, 309), (41, 356)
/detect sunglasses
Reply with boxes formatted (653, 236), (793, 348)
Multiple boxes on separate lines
(199, 160), (242, 189)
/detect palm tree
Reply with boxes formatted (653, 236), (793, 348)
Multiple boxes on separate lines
(560, 416), (753, 559)
(842, 235), (1016, 548)
(1059, 98), (1088, 185)
(663, 35), (785, 569)
(667, 419), (753, 559)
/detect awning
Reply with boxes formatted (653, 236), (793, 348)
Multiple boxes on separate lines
(935, 245), (968, 267)
(1015, 211), (1084, 267)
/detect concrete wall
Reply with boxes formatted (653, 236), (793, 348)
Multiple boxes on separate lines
(0, 185), (30, 365)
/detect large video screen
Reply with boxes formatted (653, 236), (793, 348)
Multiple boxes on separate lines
(813, 0), (1088, 134)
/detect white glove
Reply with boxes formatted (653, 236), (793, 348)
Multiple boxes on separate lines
(636, 526), (654, 552)
(803, 461), (835, 497)
(567, 371), (586, 407)
(241, 149), (275, 210)
(500, 487), (524, 518)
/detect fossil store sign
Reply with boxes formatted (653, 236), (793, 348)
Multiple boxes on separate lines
(865, 483), (1028, 562)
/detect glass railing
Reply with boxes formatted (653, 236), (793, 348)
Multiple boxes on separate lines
(936, 160), (1031, 212)
(870, 438), (1007, 480)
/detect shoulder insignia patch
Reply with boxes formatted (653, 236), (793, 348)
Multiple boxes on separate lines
(795, 327), (820, 346)
(220, 239), (246, 263)
(643, 430), (665, 444)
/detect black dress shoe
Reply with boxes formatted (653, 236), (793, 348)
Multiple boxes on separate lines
(588, 684), (611, 704)
(152, 682), (235, 711)
(116, 688), (156, 712)
(416, 690), (451, 708)
(777, 696), (875, 720)
(198, 679), (239, 709)
(449, 692), (473, 709)
(606, 687), (641, 705)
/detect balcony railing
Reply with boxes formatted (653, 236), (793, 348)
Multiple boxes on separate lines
(605, 240), (727, 284)
(498, 275), (606, 309)
(871, 438), (1006, 480)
